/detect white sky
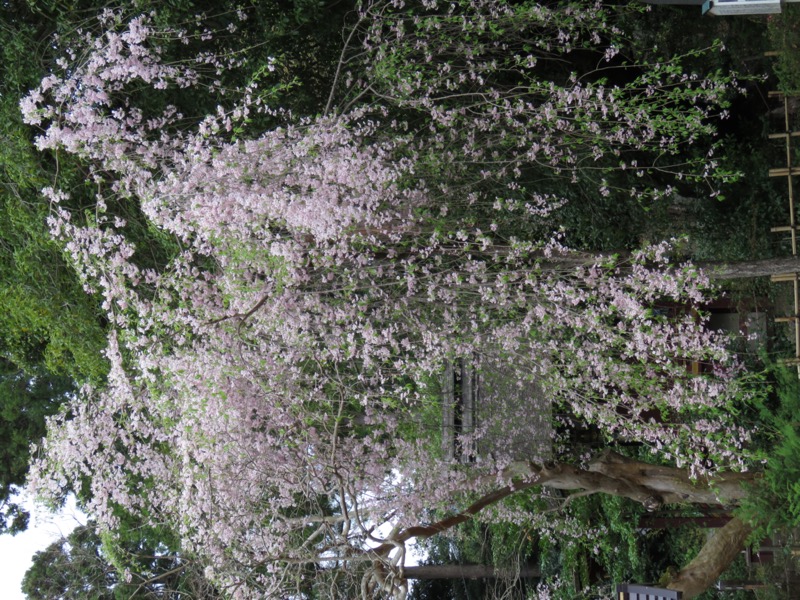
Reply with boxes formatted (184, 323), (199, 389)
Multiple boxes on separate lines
(0, 492), (86, 600)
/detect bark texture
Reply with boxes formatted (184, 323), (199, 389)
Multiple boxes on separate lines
(368, 452), (756, 597)
(376, 453), (755, 555)
(587, 450), (754, 505)
(666, 517), (753, 599)
(696, 256), (800, 280)
(533, 251), (800, 280)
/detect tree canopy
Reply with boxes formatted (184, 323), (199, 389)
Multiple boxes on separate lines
(12, 1), (775, 598)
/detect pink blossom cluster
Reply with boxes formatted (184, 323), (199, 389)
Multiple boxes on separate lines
(348, 0), (741, 203)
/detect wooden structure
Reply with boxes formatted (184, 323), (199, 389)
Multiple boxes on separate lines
(442, 356), (552, 463)
(616, 583), (681, 600)
(768, 89), (800, 376)
(653, 300), (765, 376)
(639, 515), (733, 529)
(442, 359), (477, 462)
(639, 502), (733, 528)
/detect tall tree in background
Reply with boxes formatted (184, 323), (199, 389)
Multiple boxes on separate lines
(0, 360), (72, 534)
(22, 522), (116, 600)
(21, 518), (220, 599)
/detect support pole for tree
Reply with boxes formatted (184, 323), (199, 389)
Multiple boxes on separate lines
(403, 564), (540, 580)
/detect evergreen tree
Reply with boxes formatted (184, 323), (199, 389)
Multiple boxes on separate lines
(0, 359), (72, 534)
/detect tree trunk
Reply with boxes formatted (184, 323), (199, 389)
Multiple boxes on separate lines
(376, 453), (756, 555)
(665, 517), (753, 599)
(534, 251), (800, 280)
(403, 564), (540, 580)
(695, 256), (800, 280)
(365, 453), (757, 598)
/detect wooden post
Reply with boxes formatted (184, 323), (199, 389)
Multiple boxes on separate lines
(442, 362), (455, 461)
(460, 358), (477, 463)
(639, 515), (732, 529)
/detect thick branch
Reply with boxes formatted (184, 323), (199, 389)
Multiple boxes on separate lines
(371, 458), (686, 556)
(665, 517), (753, 599)
(695, 256), (800, 280)
(343, 454), (755, 599)
(588, 450), (755, 505)
(504, 250), (800, 280)
(533, 462), (665, 510)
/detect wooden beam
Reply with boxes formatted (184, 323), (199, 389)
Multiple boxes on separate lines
(769, 167), (800, 177)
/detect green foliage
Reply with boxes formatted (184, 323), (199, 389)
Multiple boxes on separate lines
(768, 6), (800, 93)
(0, 201), (110, 383)
(0, 360), (73, 534)
(22, 522), (116, 600)
(687, 139), (782, 262)
(0, 4), (111, 384)
(536, 493), (645, 597)
(410, 523), (534, 600)
(22, 517), (218, 600)
(737, 364), (800, 536)
(617, 3), (770, 79)
(409, 534), (489, 600)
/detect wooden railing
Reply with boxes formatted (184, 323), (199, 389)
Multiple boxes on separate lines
(768, 88), (800, 376)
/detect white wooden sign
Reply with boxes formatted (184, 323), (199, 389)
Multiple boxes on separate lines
(708, 0), (781, 15)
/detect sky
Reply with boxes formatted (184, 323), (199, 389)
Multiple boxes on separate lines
(0, 492), (85, 600)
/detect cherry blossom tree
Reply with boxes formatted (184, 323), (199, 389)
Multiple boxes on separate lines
(21, 3), (759, 598)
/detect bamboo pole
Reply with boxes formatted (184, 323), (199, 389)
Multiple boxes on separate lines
(767, 89), (800, 377)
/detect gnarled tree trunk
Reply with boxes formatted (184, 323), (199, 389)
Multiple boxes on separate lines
(665, 517), (753, 599)
(586, 450), (754, 505)
(365, 452), (758, 598)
